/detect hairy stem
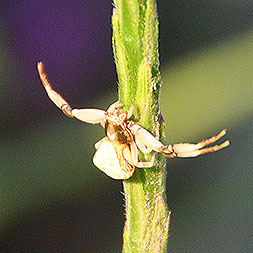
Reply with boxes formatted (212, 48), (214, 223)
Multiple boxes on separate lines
(112, 0), (170, 251)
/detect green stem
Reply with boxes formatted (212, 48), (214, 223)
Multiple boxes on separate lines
(112, 0), (170, 251)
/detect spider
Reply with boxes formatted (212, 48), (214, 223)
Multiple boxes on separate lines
(38, 62), (229, 179)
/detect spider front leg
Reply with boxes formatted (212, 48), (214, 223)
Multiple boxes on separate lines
(106, 100), (135, 120)
(130, 141), (156, 168)
(129, 122), (165, 154)
(106, 100), (124, 113)
(129, 123), (229, 158)
(37, 62), (106, 125)
(160, 129), (230, 158)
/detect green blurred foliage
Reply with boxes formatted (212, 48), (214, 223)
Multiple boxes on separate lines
(161, 30), (252, 141)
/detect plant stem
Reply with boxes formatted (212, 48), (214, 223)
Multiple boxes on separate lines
(112, 0), (170, 251)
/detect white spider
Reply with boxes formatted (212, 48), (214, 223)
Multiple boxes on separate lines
(38, 62), (229, 180)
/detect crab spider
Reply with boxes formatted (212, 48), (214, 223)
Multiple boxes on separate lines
(38, 62), (229, 180)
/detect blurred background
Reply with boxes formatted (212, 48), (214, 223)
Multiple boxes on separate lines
(0, 0), (252, 251)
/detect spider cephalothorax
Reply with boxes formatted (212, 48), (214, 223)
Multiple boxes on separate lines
(104, 103), (134, 145)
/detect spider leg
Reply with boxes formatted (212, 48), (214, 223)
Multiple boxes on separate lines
(130, 141), (155, 168)
(106, 100), (124, 113)
(160, 129), (229, 158)
(129, 122), (164, 153)
(127, 104), (135, 119)
(38, 62), (106, 125)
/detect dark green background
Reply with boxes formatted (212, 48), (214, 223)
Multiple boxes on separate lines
(1, 0), (252, 251)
